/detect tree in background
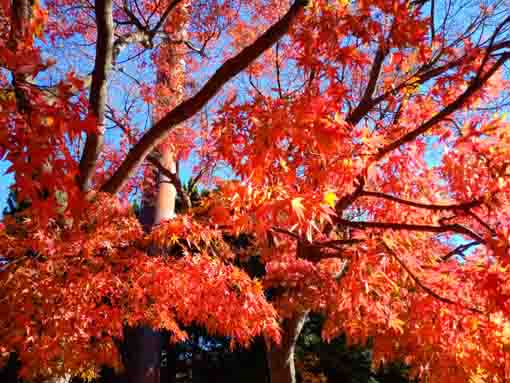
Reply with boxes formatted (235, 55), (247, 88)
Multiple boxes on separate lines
(2, 0), (510, 383)
(296, 314), (414, 383)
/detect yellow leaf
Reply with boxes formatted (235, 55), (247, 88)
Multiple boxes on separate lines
(469, 367), (487, 383)
(44, 116), (55, 126)
(389, 318), (405, 334)
(280, 158), (288, 171)
(291, 197), (305, 220)
(323, 191), (337, 208)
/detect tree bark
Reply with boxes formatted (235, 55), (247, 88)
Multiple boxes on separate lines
(78, 0), (113, 191)
(267, 311), (308, 383)
(122, 150), (177, 383)
(121, 3), (182, 374)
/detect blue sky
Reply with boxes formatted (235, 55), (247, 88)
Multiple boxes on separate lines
(0, 0), (239, 213)
(0, 0), (496, 219)
(0, 161), (13, 213)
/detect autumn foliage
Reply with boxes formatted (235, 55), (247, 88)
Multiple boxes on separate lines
(2, 0), (510, 382)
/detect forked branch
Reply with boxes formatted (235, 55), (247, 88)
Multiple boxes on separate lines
(101, 0), (310, 194)
(382, 239), (483, 314)
(147, 154), (192, 211)
(374, 53), (510, 161)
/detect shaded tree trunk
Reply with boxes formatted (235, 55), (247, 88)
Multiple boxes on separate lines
(122, 4), (186, 380)
(267, 311), (308, 383)
(122, 150), (177, 383)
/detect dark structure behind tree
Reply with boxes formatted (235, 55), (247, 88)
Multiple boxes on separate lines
(0, 319), (413, 383)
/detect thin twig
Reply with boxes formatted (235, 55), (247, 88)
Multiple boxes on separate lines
(382, 239), (483, 314)
(441, 241), (480, 261)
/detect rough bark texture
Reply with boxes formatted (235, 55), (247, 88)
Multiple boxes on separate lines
(79, 0), (114, 191)
(268, 311), (308, 383)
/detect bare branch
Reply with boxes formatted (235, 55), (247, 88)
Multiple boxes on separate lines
(9, 0), (35, 114)
(78, 0), (114, 191)
(188, 160), (213, 191)
(271, 226), (300, 239)
(360, 190), (482, 212)
(147, 154), (192, 211)
(101, 0), (310, 194)
(347, 32), (510, 128)
(337, 218), (486, 243)
(121, 0), (146, 30)
(374, 53), (510, 161)
(112, 30), (152, 63)
(347, 42), (387, 125)
(309, 239), (364, 253)
(466, 211), (496, 236)
(382, 239), (483, 314)
(152, 0), (183, 34)
(323, 176), (365, 236)
(441, 241), (480, 261)
(430, 0), (435, 42)
(275, 41), (284, 98)
(475, 16), (510, 81)
(335, 176), (365, 214)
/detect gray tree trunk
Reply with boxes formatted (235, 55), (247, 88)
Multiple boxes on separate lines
(267, 311), (308, 383)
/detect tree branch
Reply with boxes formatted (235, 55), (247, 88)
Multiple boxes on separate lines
(275, 41), (284, 98)
(121, 0), (146, 30)
(337, 218), (486, 243)
(466, 211), (496, 236)
(322, 176), (365, 236)
(147, 154), (192, 211)
(9, 0), (34, 114)
(78, 0), (114, 191)
(271, 226), (300, 239)
(374, 53), (510, 161)
(347, 42), (387, 125)
(441, 241), (480, 261)
(78, 0), (185, 191)
(101, 0), (310, 194)
(381, 239), (483, 314)
(347, 37), (509, 128)
(152, 0), (183, 34)
(360, 190), (482, 212)
(112, 30), (152, 63)
(335, 176), (365, 214)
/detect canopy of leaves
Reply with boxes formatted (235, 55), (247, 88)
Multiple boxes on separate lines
(1, 0), (510, 381)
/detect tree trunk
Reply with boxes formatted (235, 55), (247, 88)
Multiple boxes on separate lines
(267, 311), (308, 383)
(122, 150), (177, 383)
(122, 3), (186, 379)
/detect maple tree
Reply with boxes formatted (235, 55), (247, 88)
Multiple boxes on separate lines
(2, 0), (510, 382)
